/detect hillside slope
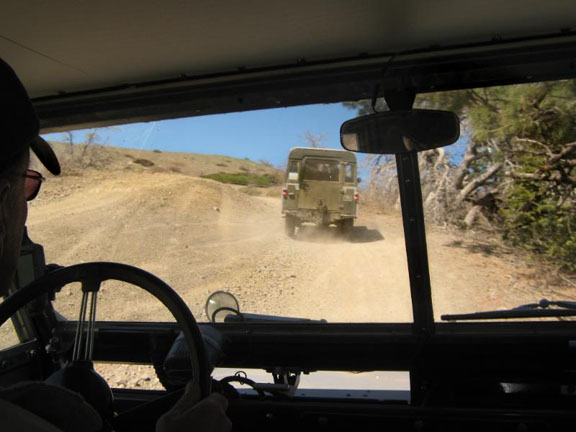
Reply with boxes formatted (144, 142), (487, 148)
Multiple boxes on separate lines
(38, 141), (282, 179)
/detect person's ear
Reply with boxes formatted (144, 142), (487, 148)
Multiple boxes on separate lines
(0, 180), (11, 259)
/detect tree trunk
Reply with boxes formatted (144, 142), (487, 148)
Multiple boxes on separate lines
(464, 205), (482, 228)
(455, 162), (504, 205)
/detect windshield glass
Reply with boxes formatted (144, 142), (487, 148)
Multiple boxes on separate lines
(30, 104), (414, 324)
(22, 79), (576, 325)
(302, 159), (340, 181)
(342, 80), (575, 322)
(412, 81), (575, 320)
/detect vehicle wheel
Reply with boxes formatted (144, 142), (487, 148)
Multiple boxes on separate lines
(339, 218), (354, 238)
(285, 215), (297, 237)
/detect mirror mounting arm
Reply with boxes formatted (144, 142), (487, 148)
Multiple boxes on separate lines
(384, 89), (416, 111)
(370, 84), (381, 112)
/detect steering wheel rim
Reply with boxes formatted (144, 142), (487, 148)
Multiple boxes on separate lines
(0, 262), (210, 398)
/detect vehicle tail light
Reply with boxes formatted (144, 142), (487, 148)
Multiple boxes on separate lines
(354, 192), (359, 202)
(282, 189), (288, 198)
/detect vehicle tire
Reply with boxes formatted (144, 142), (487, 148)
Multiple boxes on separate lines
(285, 215), (297, 237)
(339, 218), (354, 239)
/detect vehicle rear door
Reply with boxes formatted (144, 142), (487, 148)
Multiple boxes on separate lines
(299, 158), (341, 211)
(341, 162), (358, 216)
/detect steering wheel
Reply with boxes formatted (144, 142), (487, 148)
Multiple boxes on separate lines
(0, 262), (210, 415)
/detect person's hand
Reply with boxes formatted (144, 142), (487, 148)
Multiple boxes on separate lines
(156, 381), (231, 432)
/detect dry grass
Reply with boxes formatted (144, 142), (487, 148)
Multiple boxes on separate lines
(41, 142), (282, 180)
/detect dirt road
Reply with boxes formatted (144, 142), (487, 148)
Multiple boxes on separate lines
(25, 171), (412, 323)
(20, 170), (569, 324)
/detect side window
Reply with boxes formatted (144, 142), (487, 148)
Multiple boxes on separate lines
(345, 164), (355, 183)
(0, 299), (22, 351)
(1, 257), (39, 351)
(287, 160), (299, 181)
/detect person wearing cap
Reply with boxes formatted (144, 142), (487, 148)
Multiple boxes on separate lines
(0, 59), (231, 431)
(0, 58), (61, 297)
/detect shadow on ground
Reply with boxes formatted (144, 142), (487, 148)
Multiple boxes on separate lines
(445, 239), (509, 257)
(295, 225), (384, 244)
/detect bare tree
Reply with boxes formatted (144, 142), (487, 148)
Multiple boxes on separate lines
(77, 130), (112, 169)
(301, 131), (325, 148)
(65, 131), (74, 155)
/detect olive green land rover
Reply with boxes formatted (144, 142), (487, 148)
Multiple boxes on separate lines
(281, 147), (359, 237)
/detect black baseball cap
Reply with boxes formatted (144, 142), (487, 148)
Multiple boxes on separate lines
(1, 58), (60, 175)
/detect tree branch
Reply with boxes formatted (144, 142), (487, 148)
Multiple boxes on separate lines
(550, 142), (576, 164)
(512, 138), (554, 157)
(456, 162), (504, 205)
(509, 170), (576, 184)
(453, 142), (485, 189)
(469, 89), (500, 112)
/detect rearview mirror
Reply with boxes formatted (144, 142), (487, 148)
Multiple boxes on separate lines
(340, 110), (460, 154)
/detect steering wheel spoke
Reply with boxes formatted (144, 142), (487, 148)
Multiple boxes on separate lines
(71, 288), (99, 362)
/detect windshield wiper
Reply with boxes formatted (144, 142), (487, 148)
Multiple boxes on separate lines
(441, 299), (576, 321)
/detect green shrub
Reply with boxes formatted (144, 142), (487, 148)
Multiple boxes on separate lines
(501, 182), (576, 271)
(133, 158), (154, 167)
(203, 172), (277, 186)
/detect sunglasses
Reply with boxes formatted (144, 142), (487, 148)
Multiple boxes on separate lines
(23, 169), (45, 201)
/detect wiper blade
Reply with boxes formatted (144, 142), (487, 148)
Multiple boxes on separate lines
(441, 299), (576, 321)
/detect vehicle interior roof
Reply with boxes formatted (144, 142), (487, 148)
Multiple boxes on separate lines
(3, 0), (576, 98)
(3, 1), (576, 130)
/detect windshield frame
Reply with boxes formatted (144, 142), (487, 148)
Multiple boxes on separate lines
(27, 32), (576, 335)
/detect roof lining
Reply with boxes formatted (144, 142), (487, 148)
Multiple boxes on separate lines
(35, 32), (576, 132)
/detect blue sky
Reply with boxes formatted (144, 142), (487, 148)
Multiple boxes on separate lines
(43, 102), (467, 175)
(43, 103), (358, 167)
